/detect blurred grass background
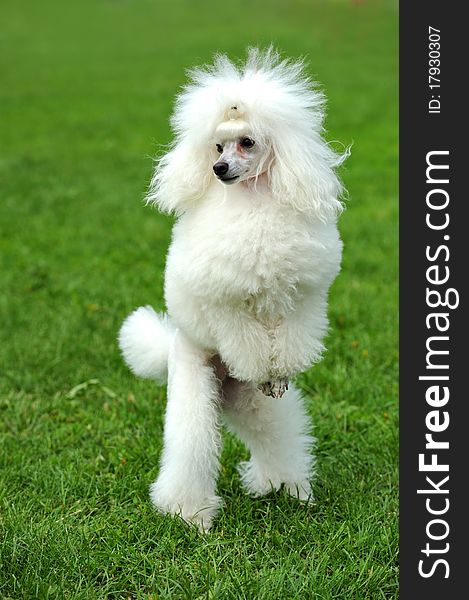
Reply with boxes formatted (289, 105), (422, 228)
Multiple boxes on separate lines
(0, 0), (398, 598)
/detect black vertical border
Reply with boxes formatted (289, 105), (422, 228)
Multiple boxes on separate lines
(400, 2), (466, 598)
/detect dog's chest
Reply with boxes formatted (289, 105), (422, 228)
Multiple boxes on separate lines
(170, 204), (318, 316)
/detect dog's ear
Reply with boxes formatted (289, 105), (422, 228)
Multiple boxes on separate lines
(269, 132), (347, 221)
(146, 141), (213, 215)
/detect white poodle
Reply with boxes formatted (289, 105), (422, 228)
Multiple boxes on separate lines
(119, 48), (347, 531)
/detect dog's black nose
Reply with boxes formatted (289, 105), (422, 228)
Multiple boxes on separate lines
(213, 162), (229, 177)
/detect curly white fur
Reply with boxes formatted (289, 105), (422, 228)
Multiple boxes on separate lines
(119, 48), (347, 531)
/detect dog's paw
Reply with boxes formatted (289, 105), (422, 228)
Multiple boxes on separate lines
(285, 481), (315, 504)
(149, 481), (221, 533)
(238, 461), (314, 503)
(258, 381), (273, 397)
(258, 379), (289, 399)
(238, 460), (282, 497)
(184, 506), (219, 533)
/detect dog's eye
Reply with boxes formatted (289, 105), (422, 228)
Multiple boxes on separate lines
(240, 137), (255, 148)
(216, 144), (223, 154)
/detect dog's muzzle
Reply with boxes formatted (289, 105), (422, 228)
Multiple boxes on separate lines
(213, 162), (239, 183)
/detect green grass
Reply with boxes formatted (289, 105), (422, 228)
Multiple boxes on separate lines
(0, 0), (398, 598)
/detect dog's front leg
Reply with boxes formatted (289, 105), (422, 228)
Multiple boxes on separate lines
(150, 330), (222, 532)
(272, 290), (329, 378)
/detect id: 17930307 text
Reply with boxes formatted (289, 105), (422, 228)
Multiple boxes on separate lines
(428, 26), (441, 114)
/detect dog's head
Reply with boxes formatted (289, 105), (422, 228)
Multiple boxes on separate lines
(147, 47), (348, 220)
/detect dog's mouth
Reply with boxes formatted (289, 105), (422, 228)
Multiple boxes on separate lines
(218, 175), (239, 184)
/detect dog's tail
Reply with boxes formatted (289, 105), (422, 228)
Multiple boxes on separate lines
(118, 306), (174, 383)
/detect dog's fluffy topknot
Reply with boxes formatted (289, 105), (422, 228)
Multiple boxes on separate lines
(173, 47), (326, 138)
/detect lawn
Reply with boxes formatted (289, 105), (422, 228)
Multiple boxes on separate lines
(0, 0), (398, 598)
